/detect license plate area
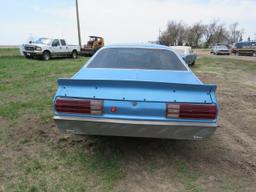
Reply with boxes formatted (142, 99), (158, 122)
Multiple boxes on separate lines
(103, 100), (166, 120)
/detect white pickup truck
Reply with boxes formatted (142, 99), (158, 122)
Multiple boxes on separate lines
(20, 38), (80, 60)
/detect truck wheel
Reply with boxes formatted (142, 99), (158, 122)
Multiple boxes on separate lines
(72, 50), (78, 59)
(25, 55), (32, 59)
(42, 51), (51, 61)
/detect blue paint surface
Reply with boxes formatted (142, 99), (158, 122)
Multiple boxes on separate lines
(54, 44), (219, 123)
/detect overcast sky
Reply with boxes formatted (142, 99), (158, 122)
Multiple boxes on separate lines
(0, 0), (255, 45)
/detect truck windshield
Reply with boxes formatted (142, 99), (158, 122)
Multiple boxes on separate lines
(35, 38), (52, 45)
(217, 46), (228, 49)
(87, 48), (187, 71)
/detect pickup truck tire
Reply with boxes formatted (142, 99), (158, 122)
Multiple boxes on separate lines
(42, 51), (51, 61)
(72, 50), (78, 59)
(25, 55), (33, 59)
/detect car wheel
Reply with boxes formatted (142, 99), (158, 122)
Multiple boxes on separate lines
(42, 51), (51, 61)
(72, 51), (78, 59)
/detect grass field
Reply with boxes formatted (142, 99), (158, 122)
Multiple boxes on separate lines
(0, 49), (123, 192)
(0, 48), (256, 192)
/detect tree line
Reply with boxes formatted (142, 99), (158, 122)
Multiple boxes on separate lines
(159, 20), (245, 48)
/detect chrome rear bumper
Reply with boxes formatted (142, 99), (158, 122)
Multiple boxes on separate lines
(54, 116), (217, 140)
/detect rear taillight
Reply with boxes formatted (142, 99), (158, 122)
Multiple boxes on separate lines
(55, 98), (103, 115)
(167, 103), (217, 120)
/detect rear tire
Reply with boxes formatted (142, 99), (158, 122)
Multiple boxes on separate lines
(72, 50), (78, 59)
(42, 51), (51, 61)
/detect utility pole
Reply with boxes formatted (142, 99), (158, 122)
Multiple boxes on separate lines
(75, 0), (82, 47)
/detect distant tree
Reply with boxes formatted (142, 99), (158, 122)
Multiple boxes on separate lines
(213, 23), (229, 44)
(186, 22), (206, 47)
(159, 20), (186, 46)
(229, 22), (244, 43)
(204, 20), (218, 47)
(158, 20), (246, 48)
(204, 20), (229, 46)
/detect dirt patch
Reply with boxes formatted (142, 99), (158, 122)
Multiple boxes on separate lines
(110, 69), (256, 192)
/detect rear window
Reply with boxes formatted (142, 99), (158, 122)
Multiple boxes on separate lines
(87, 48), (187, 71)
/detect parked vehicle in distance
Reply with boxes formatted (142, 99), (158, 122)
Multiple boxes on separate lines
(211, 45), (230, 55)
(53, 44), (219, 140)
(170, 46), (197, 66)
(80, 36), (104, 56)
(20, 38), (80, 60)
(215, 43), (230, 49)
(231, 41), (256, 56)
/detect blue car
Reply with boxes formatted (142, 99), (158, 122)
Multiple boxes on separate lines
(53, 44), (219, 140)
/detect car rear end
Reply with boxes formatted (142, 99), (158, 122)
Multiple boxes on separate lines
(53, 79), (218, 140)
(53, 45), (219, 140)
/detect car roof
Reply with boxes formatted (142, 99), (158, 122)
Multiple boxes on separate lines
(104, 43), (171, 50)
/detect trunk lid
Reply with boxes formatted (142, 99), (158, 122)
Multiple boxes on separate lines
(55, 78), (216, 104)
(54, 69), (217, 121)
